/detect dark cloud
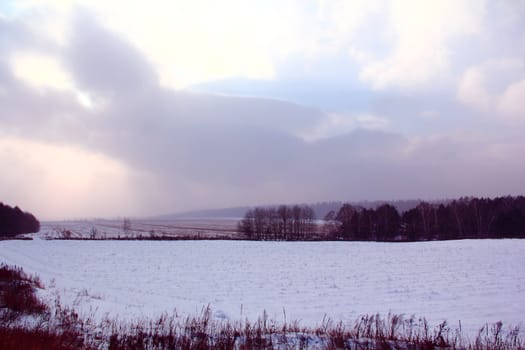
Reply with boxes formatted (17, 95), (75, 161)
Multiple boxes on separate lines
(65, 11), (158, 94)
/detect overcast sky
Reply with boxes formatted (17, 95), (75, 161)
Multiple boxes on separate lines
(1, 0), (524, 219)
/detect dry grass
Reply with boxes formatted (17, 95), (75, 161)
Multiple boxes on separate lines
(0, 263), (46, 320)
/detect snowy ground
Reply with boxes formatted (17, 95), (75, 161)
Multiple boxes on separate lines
(0, 239), (524, 337)
(37, 218), (240, 239)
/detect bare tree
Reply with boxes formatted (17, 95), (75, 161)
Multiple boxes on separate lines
(239, 204), (317, 240)
(90, 226), (99, 239)
(238, 209), (255, 239)
(277, 205), (291, 240)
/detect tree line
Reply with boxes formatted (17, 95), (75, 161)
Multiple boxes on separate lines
(239, 196), (525, 241)
(238, 205), (317, 240)
(0, 202), (40, 238)
(398, 196), (525, 241)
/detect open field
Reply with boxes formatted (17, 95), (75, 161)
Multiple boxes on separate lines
(38, 218), (241, 239)
(1, 238), (524, 339)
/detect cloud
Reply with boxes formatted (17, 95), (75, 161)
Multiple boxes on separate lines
(0, 11), (327, 215)
(457, 59), (525, 120)
(10, 51), (73, 90)
(499, 79), (525, 119)
(457, 65), (493, 112)
(0, 137), (138, 219)
(356, 0), (485, 90)
(1, 4), (524, 219)
(419, 110), (439, 120)
(58, 0), (300, 88)
(65, 11), (158, 95)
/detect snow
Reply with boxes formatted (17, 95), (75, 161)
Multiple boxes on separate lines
(0, 239), (524, 336)
(36, 219), (239, 239)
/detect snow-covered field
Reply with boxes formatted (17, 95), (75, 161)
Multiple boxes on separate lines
(38, 218), (240, 239)
(0, 239), (524, 336)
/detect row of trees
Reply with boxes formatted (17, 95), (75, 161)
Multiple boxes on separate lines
(238, 205), (316, 240)
(0, 202), (40, 238)
(325, 203), (401, 241)
(326, 196), (525, 241)
(402, 196), (525, 240)
(239, 196), (525, 241)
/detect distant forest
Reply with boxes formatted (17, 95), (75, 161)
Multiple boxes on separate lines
(0, 202), (40, 238)
(238, 196), (525, 241)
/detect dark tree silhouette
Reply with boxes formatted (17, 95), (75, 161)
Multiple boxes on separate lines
(335, 203), (356, 240)
(238, 204), (317, 240)
(375, 204), (401, 241)
(239, 196), (525, 241)
(0, 202), (40, 238)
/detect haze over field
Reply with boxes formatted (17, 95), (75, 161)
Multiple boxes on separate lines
(1, 1), (524, 219)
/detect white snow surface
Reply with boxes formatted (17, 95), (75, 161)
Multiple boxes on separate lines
(0, 239), (524, 336)
(36, 219), (240, 239)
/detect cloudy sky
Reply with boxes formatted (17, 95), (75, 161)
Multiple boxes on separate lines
(1, 0), (524, 219)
